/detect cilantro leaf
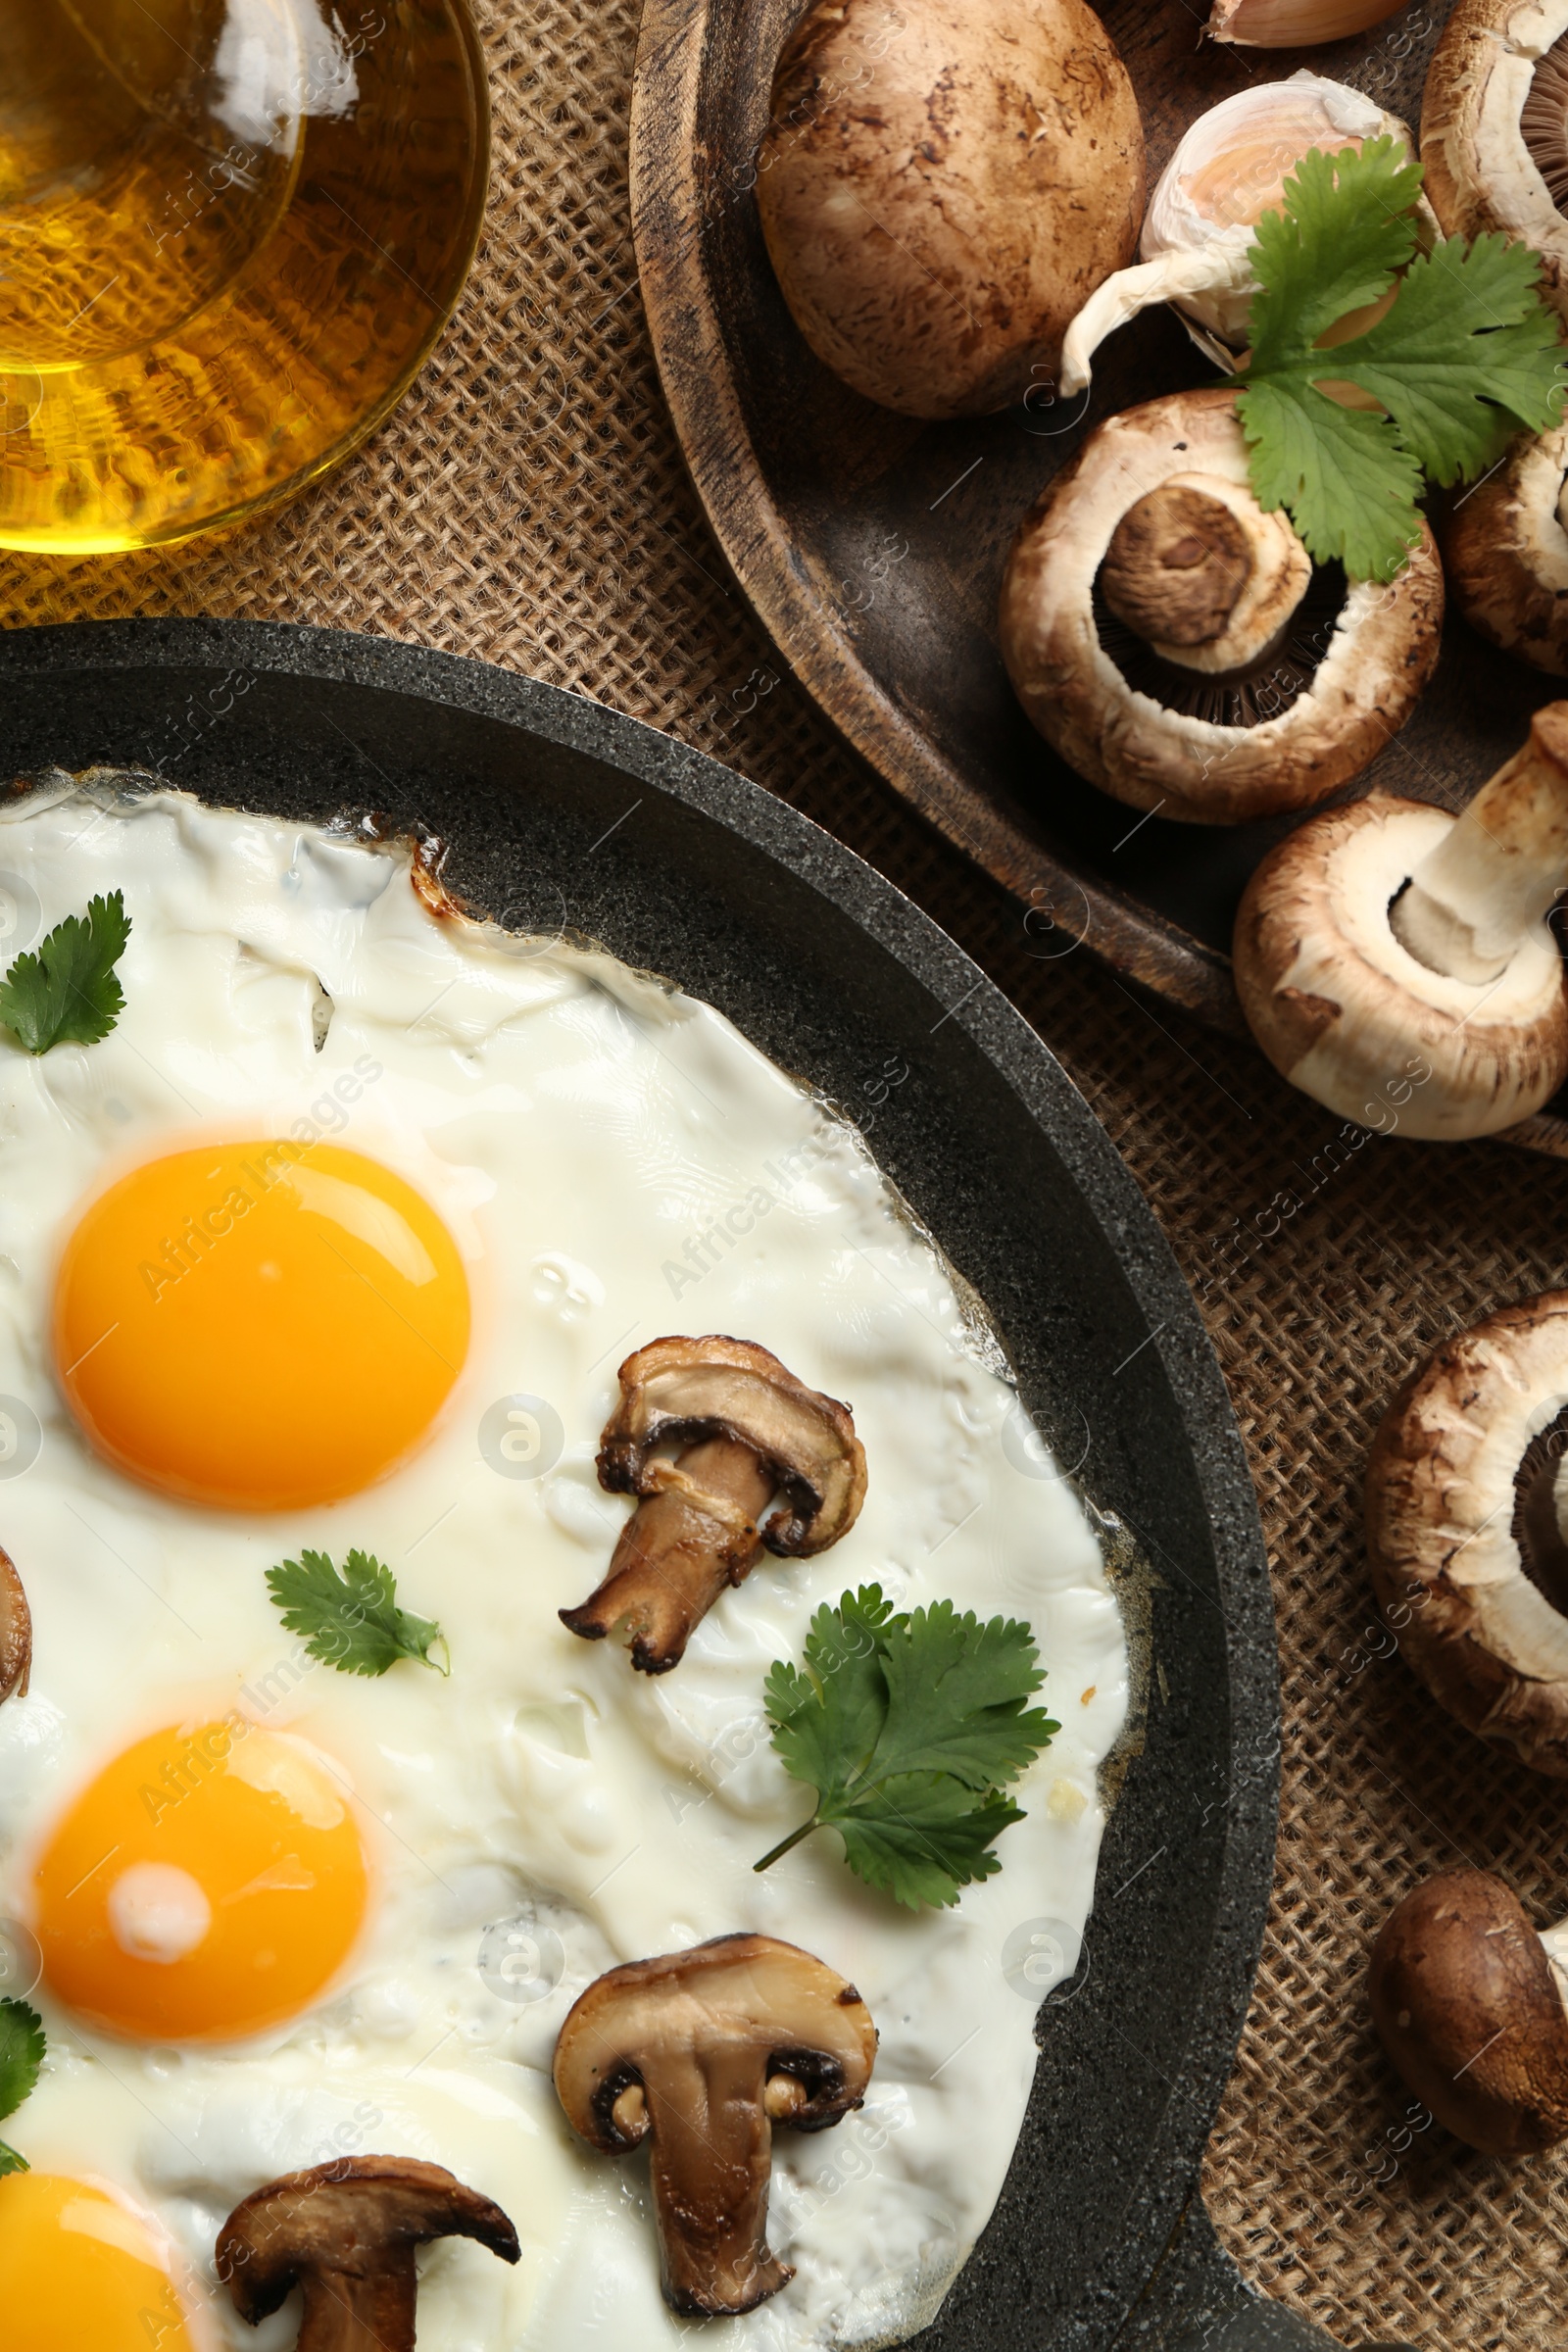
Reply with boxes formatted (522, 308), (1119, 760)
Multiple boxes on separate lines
(0, 891), (130, 1054)
(757, 1587), (1059, 1909)
(1235, 139), (1568, 580)
(266, 1549), (447, 1677)
(0, 1997), (45, 2170)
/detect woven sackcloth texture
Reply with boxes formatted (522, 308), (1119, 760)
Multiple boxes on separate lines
(4, 5), (1565, 2345)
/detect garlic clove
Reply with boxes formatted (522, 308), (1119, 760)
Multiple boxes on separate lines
(1059, 75), (1417, 392)
(1207, 0), (1408, 44)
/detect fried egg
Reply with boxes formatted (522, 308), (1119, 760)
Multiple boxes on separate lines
(0, 780), (1130, 2351)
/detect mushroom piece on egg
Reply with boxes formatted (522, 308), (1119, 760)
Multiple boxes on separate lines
(999, 388), (1444, 823)
(216, 2156), (520, 2352)
(560, 1335), (867, 1673)
(1366, 1291), (1568, 1770)
(1422, 0), (1568, 323)
(1441, 417), (1568, 674)
(1234, 703), (1568, 1135)
(553, 1934), (878, 2316)
(1060, 75), (1424, 394)
(1371, 1871), (1568, 2151)
(0, 1545), (28, 1705)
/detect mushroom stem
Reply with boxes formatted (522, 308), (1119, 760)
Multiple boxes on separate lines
(1391, 706), (1568, 983)
(296, 2254), (419, 2352)
(0, 1545), (30, 1705)
(561, 1437), (774, 1671)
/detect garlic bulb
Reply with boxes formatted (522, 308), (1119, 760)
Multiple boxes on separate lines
(1059, 75), (1418, 395)
(1208, 0), (1408, 46)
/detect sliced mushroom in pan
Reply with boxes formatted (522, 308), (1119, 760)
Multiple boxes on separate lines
(1235, 704), (1568, 1136)
(1422, 0), (1568, 321)
(1366, 1291), (1568, 1770)
(0, 1545), (29, 1706)
(1371, 1870), (1568, 2151)
(553, 1933), (877, 2315)
(561, 1336), (866, 1673)
(217, 2156), (519, 2351)
(999, 388), (1443, 823)
(1441, 417), (1568, 673)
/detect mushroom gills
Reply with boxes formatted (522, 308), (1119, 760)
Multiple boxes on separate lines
(1515, 1407), (1568, 1615)
(1093, 558), (1346, 727)
(1523, 33), (1568, 216)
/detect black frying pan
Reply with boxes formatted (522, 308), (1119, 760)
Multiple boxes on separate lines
(0, 619), (1406, 2352)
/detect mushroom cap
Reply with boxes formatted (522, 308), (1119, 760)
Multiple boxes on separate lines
(553, 1932), (877, 2150)
(1234, 795), (1568, 1137)
(1366, 1292), (1568, 1770)
(755, 0), (1145, 419)
(1370, 1870), (1568, 2153)
(597, 1336), (866, 1557)
(1421, 0), (1568, 321)
(216, 2155), (520, 2325)
(1440, 420), (1568, 675)
(555, 1933), (876, 2316)
(999, 388), (1444, 822)
(0, 1544), (28, 1705)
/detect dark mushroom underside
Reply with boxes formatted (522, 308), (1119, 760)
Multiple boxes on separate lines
(1091, 561), (1348, 727)
(1523, 35), (1568, 214)
(1514, 1400), (1568, 1614)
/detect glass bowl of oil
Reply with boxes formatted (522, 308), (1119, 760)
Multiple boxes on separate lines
(0, 0), (489, 553)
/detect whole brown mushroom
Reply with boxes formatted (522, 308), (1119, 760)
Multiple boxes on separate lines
(755, 0), (1145, 419)
(1235, 704), (1568, 1136)
(1000, 387), (1443, 822)
(1367, 1291), (1568, 1770)
(1371, 1871), (1568, 2153)
(554, 1933), (877, 2316)
(561, 1336), (866, 1673)
(1440, 418), (1568, 675)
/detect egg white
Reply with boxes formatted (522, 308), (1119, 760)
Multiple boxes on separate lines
(0, 781), (1129, 2351)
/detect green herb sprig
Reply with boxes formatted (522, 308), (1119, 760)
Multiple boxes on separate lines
(1236, 137), (1567, 581)
(0, 890), (130, 1055)
(267, 1549), (448, 1678)
(756, 1586), (1059, 1910)
(0, 1997), (46, 2175)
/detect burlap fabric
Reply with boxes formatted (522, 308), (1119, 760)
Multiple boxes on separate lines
(4, 5), (1565, 2341)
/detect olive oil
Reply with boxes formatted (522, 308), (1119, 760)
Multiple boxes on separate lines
(0, 0), (488, 552)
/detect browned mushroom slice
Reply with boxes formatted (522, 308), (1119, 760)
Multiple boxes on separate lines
(553, 1933), (877, 2317)
(0, 1544), (30, 1705)
(216, 2155), (519, 2351)
(561, 1336), (867, 1674)
(1370, 1871), (1568, 2153)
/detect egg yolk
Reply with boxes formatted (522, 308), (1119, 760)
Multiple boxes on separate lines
(0, 2173), (198, 2352)
(34, 1720), (368, 2042)
(54, 1140), (470, 1511)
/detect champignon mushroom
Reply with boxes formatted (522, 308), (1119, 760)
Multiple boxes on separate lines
(216, 2155), (519, 2351)
(0, 1544), (28, 1706)
(1366, 1291), (1568, 1770)
(1370, 1870), (1568, 2151)
(1234, 704), (1568, 1136)
(1422, 0), (1568, 325)
(560, 1336), (867, 1674)
(754, 0), (1145, 419)
(553, 1933), (877, 2316)
(1440, 418), (1568, 675)
(999, 387), (1444, 822)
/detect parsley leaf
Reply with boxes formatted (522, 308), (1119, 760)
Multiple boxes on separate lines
(0, 1997), (45, 2173)
(266, 1549), (447, 1677)
(1235, 139), (1567, 580)
(758, 1587), (1059, 1909)
(0, 891), (131, 1054)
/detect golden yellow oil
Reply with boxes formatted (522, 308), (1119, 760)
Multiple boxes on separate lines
(0, 0), (488, 552)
